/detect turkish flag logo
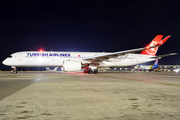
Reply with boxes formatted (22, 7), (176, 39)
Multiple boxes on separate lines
(146, 41), (158, 55)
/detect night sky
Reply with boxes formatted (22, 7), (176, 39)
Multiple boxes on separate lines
(1, 0), (180, 69)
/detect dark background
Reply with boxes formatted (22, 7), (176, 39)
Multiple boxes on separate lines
(0, 0), (180, 69)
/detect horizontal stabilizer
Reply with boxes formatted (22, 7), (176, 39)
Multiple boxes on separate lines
(150, 53), (177, 59)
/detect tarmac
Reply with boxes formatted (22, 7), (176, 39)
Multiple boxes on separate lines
(0, 71), (180, 120)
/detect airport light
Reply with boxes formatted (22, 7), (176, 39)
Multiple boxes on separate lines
(174, 69), (179, 73)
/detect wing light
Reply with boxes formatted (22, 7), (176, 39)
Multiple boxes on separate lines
(146, 46), (150, 49)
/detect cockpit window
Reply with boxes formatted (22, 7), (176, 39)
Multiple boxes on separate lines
(8, 55), (12, 58)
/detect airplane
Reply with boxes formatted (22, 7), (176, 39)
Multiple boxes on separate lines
(2, 35), (177, 74)
(139, 59), (160, 72)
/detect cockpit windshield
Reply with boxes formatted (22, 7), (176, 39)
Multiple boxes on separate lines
(8, 55), (12, 58)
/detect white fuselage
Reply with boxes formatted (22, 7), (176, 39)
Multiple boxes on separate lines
(2, 51), (156, 68)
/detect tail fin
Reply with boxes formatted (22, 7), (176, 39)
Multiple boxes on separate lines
(141, 35), (170, 56)
(151, 59), (158, 69)
(149, 59), (158, 69)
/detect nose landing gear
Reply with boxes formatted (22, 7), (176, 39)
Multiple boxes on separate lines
(12, 66), (17, 74)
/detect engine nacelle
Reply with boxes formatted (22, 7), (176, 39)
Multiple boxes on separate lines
(63, 60), (81, 72)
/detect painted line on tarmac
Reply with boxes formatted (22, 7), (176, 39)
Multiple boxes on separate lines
(98, 75), (180, 87)
(0, 78), (42, 80)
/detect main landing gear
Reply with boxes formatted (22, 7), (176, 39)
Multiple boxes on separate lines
(83, 69), (98, 74)
(82, 64), (98, 74)
(94, 69), (98, 74)
(12, 66), (17, 74)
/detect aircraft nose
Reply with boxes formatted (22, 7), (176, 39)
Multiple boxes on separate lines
(2, 59), (7, 65)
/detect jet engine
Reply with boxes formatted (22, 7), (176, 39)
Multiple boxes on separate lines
(63, 60), (81, 72)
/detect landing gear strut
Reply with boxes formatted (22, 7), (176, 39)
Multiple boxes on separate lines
(12, 66), (17, 74)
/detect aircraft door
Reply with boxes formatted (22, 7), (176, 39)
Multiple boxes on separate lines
(136, 57), (139, 62)
(18, 54), (22, 60)
(136, 55), (139, 62)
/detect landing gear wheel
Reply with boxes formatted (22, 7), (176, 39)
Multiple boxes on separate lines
(13, 70), (17, 74)
(88, 70), (93, 74)
(94, 70), (98, 74)
(84, 70), (88, 73)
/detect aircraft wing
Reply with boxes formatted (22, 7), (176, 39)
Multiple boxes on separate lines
(150, 53), (178, 59)
(83, 46), (158, 62)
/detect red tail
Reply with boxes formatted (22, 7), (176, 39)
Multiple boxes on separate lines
(141, 35), (170, 56)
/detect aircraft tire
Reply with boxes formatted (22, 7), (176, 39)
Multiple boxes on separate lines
(89, 70), (93, 74)
(13, 70), (17, 74)
(94, 70), (98, 74)
(84, 70), (88, 73)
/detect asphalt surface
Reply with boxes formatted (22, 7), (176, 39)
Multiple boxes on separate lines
(0, 71), (180, 120)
